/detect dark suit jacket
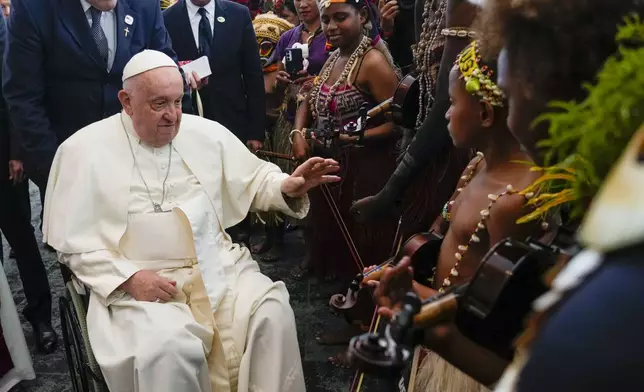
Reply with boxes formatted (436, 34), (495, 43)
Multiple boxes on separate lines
(0, 15), (16, 182)
(2, 0), (183, 174)
(164, 0), (265, 143)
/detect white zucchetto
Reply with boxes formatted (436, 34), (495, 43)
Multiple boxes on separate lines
(122, 50), (178, 82)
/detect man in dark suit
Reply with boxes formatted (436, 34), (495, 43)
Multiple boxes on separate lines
(0, 14), (57, 354)
(2, 0), (188, 228)
(163, 0), (265, 147)
(163, 0), (266, 244)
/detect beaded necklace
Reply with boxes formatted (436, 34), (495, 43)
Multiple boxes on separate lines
(302, 24), (323, 45)
(435, 152), (543, 292)
(411, 0), (447, 129)
(309, 35), (372, 134)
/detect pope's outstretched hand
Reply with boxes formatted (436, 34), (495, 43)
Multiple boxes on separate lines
(280, 157), (341, 198)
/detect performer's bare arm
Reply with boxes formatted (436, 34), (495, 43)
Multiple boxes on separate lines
(427, 325), (509, 386)
(292, 98), (312, 159)
(350, 49), (399, 141)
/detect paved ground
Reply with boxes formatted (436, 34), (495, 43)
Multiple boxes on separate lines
(1, 183), (385, 392)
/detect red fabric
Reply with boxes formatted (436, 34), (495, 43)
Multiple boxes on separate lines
(233, 0), (262, 18)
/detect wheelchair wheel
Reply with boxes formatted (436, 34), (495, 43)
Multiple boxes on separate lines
(60, 282), (109, 392)
(60, 295), (90, 392)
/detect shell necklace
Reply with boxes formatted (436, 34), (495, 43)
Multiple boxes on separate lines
(412, 0), (447, 129)
(309, 35), (372, 135)
(436, 152), (547, 292)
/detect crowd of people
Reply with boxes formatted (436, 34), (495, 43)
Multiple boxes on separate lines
(0, 0), (642, 391)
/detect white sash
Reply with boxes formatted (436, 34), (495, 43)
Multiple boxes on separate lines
(174, 193), (228, 312)
(119, 211), (196, 262)
(117, 192), (228, 312)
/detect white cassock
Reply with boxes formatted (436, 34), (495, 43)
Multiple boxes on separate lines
(43, 112), (309, 392)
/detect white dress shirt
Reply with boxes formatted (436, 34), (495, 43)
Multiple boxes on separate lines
(185, 0), (215, 50)
(80, 0), (116, 71)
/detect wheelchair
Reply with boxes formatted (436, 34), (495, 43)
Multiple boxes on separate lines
(59, 264), (109, 392)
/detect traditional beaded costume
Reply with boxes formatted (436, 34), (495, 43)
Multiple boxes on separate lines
(304, 0), (401, 280)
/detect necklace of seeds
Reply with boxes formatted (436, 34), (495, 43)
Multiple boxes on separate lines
(412, 0), (447, 129)
(309, 35), (371, 134)
(435, 152), (543, 293)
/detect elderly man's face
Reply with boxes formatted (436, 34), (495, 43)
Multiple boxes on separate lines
(87, 0), (117, 11)
(118, 67), (184, 148)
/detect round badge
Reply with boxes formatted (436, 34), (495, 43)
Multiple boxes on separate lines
(217, 16), (225, 23)
(124, 15), (134, 25)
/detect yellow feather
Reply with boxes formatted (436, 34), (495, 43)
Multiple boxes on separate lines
(522, 174), (576, 191)
(517, 190), (577, 224)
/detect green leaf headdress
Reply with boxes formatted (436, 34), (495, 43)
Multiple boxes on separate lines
(518, 14), (644, 224)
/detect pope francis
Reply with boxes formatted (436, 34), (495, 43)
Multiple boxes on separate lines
(42, 50), (340, 392)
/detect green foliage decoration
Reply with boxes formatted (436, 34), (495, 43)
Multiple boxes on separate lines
(518, 15), (644, 224)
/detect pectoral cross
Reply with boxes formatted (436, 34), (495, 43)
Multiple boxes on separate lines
(124, 27), (130, 37)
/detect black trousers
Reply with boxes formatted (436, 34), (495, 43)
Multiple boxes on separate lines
(0, 176), (33, 258)
(0, 179), (52, 324)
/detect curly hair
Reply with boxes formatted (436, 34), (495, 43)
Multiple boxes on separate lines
(475, 0), (644, 102)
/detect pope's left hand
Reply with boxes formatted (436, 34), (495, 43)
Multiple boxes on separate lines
(281, 157), (341, 198)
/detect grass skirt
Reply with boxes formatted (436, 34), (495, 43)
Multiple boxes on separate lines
(415, 350), (489, 392)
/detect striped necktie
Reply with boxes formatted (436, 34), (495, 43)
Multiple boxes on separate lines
(197, 7), (213, 57)
(89, 7), (109, 65)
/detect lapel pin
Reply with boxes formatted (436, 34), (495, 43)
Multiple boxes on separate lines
(217, 16), (225, 23)
(124, 27), (130, 37)
(124, 15), (134, 25)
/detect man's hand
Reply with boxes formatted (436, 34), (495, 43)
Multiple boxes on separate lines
(247, 140), (263, 151)
(281, 157), (341, 198)
(379, 0), (399, 34)
(369, 256), (414, 319)
(186, 71), (208, 90)
(8, 160), (24, 184)
(120, 270), (178, 302)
